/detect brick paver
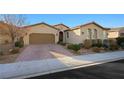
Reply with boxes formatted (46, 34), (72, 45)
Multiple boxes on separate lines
(16, 44), (73, 62)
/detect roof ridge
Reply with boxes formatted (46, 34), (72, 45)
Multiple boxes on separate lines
(53, 23), (70, 28)
(23, 22), (60, 30)
(71, 21), (109, 30)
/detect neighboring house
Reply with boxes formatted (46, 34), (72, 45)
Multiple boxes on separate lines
(23, 22), (109, 45)
(65, 22), (109, 44)
(0, 21), (26, 45)
(0, 21), (12, 44)
(108, 27), (124, 38)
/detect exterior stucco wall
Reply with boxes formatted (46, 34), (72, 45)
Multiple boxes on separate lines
(66, 24), (108, 44)
(23, 24), (59, 45)
(66, 29), (82, 44)
(54, 25), (68, 31)
(54, 25), (69, 43)
(0, 34), (12, 44)
(108, 31), (119, 38)
(80, 24), (108, 41)
(62, 32), (66, 43)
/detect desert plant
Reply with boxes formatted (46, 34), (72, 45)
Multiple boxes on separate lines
(109, 39), (119, 50)
(15, 41), (24, 48)
(109, 44), (119, 51)
(116, 37), (124, 48)
(0, 51), (4, 56)
(4, 40), (9, 44)
(79, 43), (83, 47)
(92, 47), (101, 52)
(92, 39), (103, 47)
(120, 43), (124, 49)
(92, 43), (103, 48)
(97, 39), (102, 44)
(84, 39), (92, 49)
(103, 39), (109, 48)
(9, 48), (20, 54)
(67, 44), (81, 51)
(0, 15), (27, 48)
(92, 40), (97, 45)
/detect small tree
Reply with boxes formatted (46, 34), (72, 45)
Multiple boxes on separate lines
(0, 14), (27, 47)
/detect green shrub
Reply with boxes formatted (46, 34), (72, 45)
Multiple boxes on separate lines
(84, 39), (92, 49)
(120, 43), (124, 49)
(109, 45), (119, 51)
(79, 43), (83, 47)
(92, 40), (97, 45)
(0, 51), (3, 56)
(67, 44), (81, 51)
(97, 39), (102, 44)
(15, 41), (24, 48)
(103, 39), (109, 48)
(109, 39), (119, 50)
(9, 48), (20, 54)
(116, 37), (124, 48)
(92, 39), (103, 47)
(92, 47), (101, 53)
(92, 43), (103, 48)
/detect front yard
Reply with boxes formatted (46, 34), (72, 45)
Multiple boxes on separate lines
(0, 37), (124, 64)
(0, 54), (19, 64)
(0, 45), (25, 64)
(62, 38), (124, 55)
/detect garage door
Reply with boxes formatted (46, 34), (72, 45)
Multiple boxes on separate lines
(29, 33), (55, 44)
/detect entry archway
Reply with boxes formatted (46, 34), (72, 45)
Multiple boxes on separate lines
(59, 31), (63, 42)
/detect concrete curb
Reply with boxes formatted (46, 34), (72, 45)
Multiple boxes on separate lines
(0, 51), (124, 79)
(16, 56), (124, 79)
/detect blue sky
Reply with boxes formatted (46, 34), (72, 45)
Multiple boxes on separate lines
(26, 14), (124, 28)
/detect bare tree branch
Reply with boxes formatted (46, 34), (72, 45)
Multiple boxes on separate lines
(0, 14), (27, 44)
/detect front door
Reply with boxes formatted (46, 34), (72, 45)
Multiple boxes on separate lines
(59, 31), (63, 42)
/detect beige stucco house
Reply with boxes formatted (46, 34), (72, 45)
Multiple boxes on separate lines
(0, 21), (123, 45)
(65, 22), (109, 44)
(53, 23), (70, 43)
(107, 27), (124, 38)
(23, 23), (70, 45)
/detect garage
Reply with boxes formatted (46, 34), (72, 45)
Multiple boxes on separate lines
(29, 33), (55, 44)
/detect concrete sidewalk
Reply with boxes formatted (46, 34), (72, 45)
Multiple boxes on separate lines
(0, 51), (124, 79)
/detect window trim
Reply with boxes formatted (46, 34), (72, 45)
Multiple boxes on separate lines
(88, 28), (92, 39)
(94, 29), (98, 39)
(67, 32), (69, 38)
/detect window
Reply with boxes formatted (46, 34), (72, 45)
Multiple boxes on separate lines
(88, 29), (92, 39)
(67, 32), (69, 38)
(94, 29), (97, 39)
(105, 32), (108, 38)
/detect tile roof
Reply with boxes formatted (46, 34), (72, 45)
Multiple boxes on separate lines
(53, 23), (70, 29)
(71, 21), (110, 30)
(23, 22), (60, 31)
(109, 27), (124, 32)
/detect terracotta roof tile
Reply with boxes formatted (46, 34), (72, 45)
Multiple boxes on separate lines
(71, 21), (110, 30)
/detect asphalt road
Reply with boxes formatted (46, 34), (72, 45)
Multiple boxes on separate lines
(29, 59), (124, 79)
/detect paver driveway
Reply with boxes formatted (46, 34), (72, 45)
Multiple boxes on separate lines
(16, 44), (73, 62)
